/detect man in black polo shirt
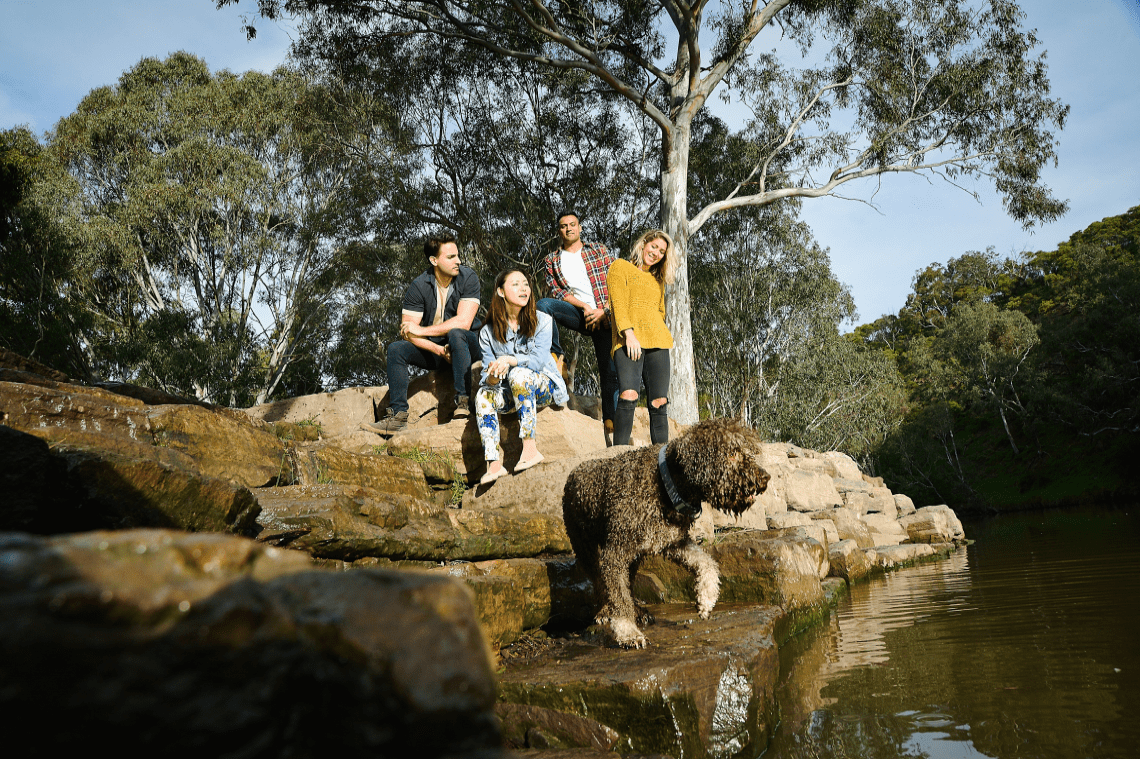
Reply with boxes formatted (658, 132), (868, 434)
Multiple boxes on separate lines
(363, 232), (481, 435)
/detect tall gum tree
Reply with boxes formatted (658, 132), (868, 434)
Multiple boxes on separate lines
(223, 0), (1068, 423)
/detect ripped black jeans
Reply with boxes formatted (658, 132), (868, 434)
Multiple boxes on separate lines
(613, 347), (670, 446)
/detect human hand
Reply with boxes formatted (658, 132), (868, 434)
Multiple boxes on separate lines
(400, 322), (423, 339)
(488, 357), (513, 380)
(624, 332), (642, 361)
(584, 306), (606, 329)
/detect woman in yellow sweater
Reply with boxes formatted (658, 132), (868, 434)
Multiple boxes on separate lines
(607, 229), (677, 446)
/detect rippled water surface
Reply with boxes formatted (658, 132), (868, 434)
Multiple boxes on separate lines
(763, 508), (1140, 759)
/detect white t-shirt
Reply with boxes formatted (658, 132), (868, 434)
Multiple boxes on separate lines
(560, 249), (597, 309)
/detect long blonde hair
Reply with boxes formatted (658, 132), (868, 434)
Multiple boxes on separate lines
(629, 229), (677, 286)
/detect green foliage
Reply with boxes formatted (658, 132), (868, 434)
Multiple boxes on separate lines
(0, 127), (91, 377)
(691, 203), (905, 465)
(865, 205), (1140, 510)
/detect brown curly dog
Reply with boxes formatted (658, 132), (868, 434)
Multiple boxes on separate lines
(562, 418), (770, 648)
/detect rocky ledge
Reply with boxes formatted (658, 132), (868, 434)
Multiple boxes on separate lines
(0, 348), (966, 757)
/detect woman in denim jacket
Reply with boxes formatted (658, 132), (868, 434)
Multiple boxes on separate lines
(477, 269), (570, 485)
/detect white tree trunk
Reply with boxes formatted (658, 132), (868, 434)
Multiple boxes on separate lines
(660, 123), (699, 425)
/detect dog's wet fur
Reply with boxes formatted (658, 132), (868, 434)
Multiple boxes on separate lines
(563, 418), (770, 648)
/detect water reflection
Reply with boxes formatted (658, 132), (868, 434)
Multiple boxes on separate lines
(764, 509), (1140, 759)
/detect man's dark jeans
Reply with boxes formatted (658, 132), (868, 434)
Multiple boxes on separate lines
(386, 326), (482, 414)
(537, 297), (617, 422)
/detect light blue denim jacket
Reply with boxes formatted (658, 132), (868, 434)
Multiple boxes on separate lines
(478, 312), (570, 405)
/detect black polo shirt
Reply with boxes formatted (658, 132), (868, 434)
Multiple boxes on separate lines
(400, 265), (481, 344)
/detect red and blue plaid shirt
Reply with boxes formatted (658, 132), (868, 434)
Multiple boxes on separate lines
(544, 241), (616, 310)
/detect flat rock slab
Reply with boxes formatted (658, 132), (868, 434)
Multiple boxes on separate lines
(256, 484), (571, 561)
(499, 603), (782, 759)
(0, 424), (260, 536)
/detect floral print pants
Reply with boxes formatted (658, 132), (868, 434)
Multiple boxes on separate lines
(476, 367), (555, 460)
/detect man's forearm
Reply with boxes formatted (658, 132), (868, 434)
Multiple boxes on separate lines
(561, 294), (592, 312)
(409, 307), (477, 337)
(406, 334), (443, 355)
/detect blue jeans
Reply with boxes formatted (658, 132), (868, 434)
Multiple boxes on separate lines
(536, 298), (617, 422)
(385, 325), (482, 413)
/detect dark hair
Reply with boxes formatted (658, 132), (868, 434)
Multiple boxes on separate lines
(489, 269), (538, 343)
(555, 211), (579, 227)
(423, 231), (457, 262)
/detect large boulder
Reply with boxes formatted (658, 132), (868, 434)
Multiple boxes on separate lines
(783, 469), (843, 512)
(245, 384), (389, 441)
(812, 508), (875, 549)
(898, 505), (966, 543)
(821, 451), (864, 481)
(894, 493), (918, 516)
(863, 512), (908, 547)
(828, 539), (875, 582)
(2, 372), (154, 445)
(641, 531), (825, 614)
(872, 542), (952, 569)
(146, 404), (286, 488)
(288, 444), (435, 499)
(0, 529), (502, 757)
(1, 370), (277, 534)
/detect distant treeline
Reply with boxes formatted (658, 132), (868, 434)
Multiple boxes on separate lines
(853, 206), (1140, 511)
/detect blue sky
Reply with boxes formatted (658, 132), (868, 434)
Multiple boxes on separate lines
(3, 0), (1139, 324)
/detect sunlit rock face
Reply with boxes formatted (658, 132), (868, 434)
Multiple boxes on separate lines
(0, 529), (502, 757)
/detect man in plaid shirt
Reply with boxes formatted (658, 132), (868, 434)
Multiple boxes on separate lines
(537, 211), (619, 445)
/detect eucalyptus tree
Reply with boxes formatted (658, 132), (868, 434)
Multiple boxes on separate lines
(224, 0), (1068, 424)
(51, 52), (406, 405)
(0, 127), (91, 377)
(931, 300), (1039, 453)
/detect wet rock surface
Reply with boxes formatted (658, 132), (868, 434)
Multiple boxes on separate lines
(499, 603), (782, 759)
(0, 529), (502, 757)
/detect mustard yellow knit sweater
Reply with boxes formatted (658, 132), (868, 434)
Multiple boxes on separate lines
(607, 258), (673, 357)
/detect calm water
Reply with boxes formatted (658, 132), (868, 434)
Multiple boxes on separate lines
(764, 508), (1140, 759)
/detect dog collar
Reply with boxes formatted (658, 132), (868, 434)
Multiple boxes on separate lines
(658, 444), (702, 520)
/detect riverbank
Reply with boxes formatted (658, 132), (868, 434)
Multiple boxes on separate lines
(0, 350), (969, 757)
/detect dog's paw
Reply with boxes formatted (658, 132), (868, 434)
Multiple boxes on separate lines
(697, 607), (712, 620)
(607, 617), (648, 649)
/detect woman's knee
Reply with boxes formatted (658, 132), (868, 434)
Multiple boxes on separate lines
(650, 397), (667, 409)
(620, 389), (639, 401)
(506, 367), (536, 392)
